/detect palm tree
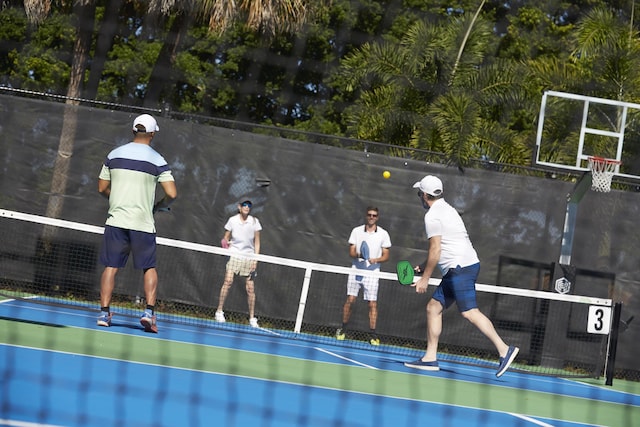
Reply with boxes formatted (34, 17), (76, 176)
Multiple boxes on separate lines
(334, 7), (529, 167)
(572, 6), (640, 102)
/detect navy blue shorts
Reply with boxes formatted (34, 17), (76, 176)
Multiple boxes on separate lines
(99, 225), (157, 270)
(431, 263), (480, 312)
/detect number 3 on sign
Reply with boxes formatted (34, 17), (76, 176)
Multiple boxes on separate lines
(587, 306), (612, 334)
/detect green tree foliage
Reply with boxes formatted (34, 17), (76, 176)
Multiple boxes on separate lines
(2, 10), (74, 92)
(331, 10), (531, 166)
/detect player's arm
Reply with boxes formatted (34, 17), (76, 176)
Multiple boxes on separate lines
(348, 243), (358, 259)
(98, 178), (111, 198)
(154, 180), (177, 212)
(251, 230), (261, 269)
(373, 247), (390, 264)
(415, 235), (441, 293)
(253, 231), (261, 255)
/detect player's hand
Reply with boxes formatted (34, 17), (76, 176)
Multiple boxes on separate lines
(413, 276), (429, 293)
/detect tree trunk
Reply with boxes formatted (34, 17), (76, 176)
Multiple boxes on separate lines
(44, 1), (96, 238)
(84, 0), (123, 99)
(143, 11), (191, 110)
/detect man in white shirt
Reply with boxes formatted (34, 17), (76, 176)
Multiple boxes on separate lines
(404, 175), (518, 378)
(336, 206), (391, 346)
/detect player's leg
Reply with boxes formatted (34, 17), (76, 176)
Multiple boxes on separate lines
(451, 263), (508, 354)
(216, 268), (235, 322)
(461, 308), (519, 376)
(245, 275), (257, 326)
(405, 297), (443, 370)
(424, 298), (444, 360)
(367, 300), (378, 330)
(98, 267), (118, 326)
(335, 295), (356, 340)
(142, 267), (158, 306)
(337, 275), (359, 339)
(137, 267), (159, 332)
(454, 263), (519, 376)
(461, 308), (508, 354)
(131, 231), (160, 333)
(100, 267), (118, 308)
(366, 300), (379, 344)
(236, 258), (258, 326)
(97, 226), (129, 327)
(363, 277), (380, 345)
(405, 282), (448, 370)
(245, 277), (255, 316)
(342, 295), (357, 324)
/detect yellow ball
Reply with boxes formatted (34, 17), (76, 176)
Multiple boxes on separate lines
(383, 170), (391, 179)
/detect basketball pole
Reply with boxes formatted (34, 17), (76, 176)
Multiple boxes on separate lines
(559, 171), (592, 266)
(540, 172), (593, 369)
(551, 171), (592, 294)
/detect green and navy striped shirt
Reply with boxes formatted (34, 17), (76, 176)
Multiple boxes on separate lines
(99, 142), (174, 233)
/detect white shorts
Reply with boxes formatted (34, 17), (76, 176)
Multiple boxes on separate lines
(346, 272), (379, 301)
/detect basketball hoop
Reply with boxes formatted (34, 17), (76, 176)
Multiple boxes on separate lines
(588, 156), (621, 193)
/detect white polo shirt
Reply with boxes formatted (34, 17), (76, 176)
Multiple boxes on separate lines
(348, 224), (392, 270)
(225, 214), (262, 254)
(423, 198), (479, 274)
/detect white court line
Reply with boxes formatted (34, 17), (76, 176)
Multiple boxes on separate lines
(254, 325), (283, 336)
(314, 347), (379, 369)
(0, 419), (65, 427)
(509, 413), (554, 427)
(509, 413), (608, 427)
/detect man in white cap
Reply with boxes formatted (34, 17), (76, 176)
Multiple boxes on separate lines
(405, 175), (519, 378)
(96, 114), (177, 333)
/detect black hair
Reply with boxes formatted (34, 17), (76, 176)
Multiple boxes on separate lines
(134, 124), (152, 134)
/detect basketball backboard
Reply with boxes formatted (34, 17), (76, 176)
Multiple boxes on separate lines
(534, 90), (640, 183)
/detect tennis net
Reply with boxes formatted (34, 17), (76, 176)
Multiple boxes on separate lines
(0, 208), (616, 379)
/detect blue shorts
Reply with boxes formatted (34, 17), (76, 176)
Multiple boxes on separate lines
(99, 225), (157, 270)
(431, 263), (480, 312)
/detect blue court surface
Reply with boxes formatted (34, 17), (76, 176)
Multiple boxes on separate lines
(1, 298), (638, 427)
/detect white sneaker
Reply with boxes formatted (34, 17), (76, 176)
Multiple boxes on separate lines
(249, 317), (259, 328)
(215, 310), (226, 323)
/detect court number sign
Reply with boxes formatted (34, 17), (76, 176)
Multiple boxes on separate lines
(587, 306), (611, 334)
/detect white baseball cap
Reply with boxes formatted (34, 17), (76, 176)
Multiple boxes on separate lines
(132, 114), (159, 133)
(412, 175), (443, 196)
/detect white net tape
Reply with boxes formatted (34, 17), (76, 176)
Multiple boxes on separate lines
(588, 156), (620, 192)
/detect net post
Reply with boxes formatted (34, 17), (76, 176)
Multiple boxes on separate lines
(605, 302), (623, 386)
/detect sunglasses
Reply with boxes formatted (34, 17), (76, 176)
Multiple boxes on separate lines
(367, 213), (378, 218)
(417, 190), (424, 198)
(241, 202), (252, 208)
